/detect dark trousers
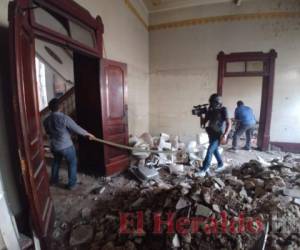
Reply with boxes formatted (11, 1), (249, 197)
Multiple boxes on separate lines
(51, 146), (77, 187)
(232, 124), (255, 149)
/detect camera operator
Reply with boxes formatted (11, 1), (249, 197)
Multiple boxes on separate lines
(195, 93), (231, 177)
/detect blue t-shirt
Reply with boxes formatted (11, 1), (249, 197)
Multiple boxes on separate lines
(234, 105), (256, 126)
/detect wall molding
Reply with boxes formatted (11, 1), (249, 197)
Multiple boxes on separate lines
(270, 142), (300, 153)
(149, 11), (300, 31)
(124, 0), (148, 30)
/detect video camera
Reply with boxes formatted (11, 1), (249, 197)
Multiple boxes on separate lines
(191, 104), (209, 117)
(192, 104), (209, 128)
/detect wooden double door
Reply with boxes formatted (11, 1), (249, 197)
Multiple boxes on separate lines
(9, 0), (129, 248)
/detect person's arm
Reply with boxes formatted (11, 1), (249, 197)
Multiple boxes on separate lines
(220, 108), (232, 144)
(65, 116), (95, 140)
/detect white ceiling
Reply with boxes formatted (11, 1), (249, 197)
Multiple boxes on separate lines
(142, 0), (242, 13)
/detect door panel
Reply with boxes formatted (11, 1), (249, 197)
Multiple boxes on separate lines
(9, 1), (54, 245)
(100, 59), (129, 174)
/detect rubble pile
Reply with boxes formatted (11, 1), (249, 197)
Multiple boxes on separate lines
(129, 132), (225, 181)
(50, 152), (300, 250)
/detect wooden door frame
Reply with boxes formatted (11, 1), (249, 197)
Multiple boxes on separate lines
(217, 50), (277, 151)
(9, 0), (104, 246)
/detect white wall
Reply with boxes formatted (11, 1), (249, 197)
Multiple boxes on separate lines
(74, 0), (150, 136)
(223, 77), (262, 120)
(149, 0), (300, 143)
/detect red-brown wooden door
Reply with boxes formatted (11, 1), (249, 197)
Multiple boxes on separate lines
(100, 59), (129, 175)
(9, 1), (54, 247)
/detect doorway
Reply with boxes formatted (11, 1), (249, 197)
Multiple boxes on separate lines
(9, 0), (128, 247)
(217, 50), (277, 150)
(223, 76), (263, 149)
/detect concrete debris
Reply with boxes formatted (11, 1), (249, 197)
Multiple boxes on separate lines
(172, 234), (181, 248)
(283, 188), (300, 198)
(195, 204), (213, 217)
(176, 197), (191, 210)
(294, 198), (300, 205)
(69, 224), (94, 246)
(49, 140), (300, 250)
(81, 207), (92, 219)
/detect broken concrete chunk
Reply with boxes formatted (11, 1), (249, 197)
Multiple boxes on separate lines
(81, 207), (92, 219)
(265, 177), (286, 192)
(172, 234), (181, 248)
(101, 242), (115, 250)
(168, 164), (184, 175)
(212, 204), (221, 213)
(195, 204), (213, 217)
(244, 179), (256, 191)
(139, 132), (154, 147)
(124, 241), (137, 250)
(283, 188), (300, 198)
(69, 224), (94, 247)
(213, 177), (225, 188)
(176, 197), (191, 210)
(293, 198), (300, 206)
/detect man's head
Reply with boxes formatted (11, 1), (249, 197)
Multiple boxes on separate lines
(48, 98), (60, 112)
(209, 93), (222, 109)
(237, 100), (244, 107)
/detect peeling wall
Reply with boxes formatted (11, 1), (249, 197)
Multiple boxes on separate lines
(149, 0), (300, 143)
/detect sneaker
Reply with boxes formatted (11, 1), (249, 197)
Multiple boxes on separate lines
(215, 165), (226, 173)
(65, 184), (77, 190)
(242, 147), (251, 151)
(228, 147), (238, 152)
(194, 170), (207, 177)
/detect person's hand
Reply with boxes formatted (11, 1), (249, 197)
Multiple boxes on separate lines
(220, 134), (228, 145)
(86, 133), (96, 141)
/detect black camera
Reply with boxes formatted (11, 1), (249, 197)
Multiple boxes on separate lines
(192, 104), (209, 117)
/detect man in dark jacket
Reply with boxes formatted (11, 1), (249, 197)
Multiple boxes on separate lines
(231, 100), (256, 151)
(43, 98), (95, 189)
(195, 94), (231, 177)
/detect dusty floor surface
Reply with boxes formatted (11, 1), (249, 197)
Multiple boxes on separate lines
(48, 148), (300, 250)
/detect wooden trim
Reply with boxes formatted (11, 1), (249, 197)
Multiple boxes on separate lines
(149, 11), (300, 31)
(124, 0), (148, 30)
(40, 87), (74, 116)
(270, 142), (300, 153)
(217, 50), (277, 151)
(30, 0), (103, 57)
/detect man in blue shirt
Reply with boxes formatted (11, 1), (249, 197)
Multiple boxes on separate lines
(44, 98), (95, 189)
(232, 100), (256, 151)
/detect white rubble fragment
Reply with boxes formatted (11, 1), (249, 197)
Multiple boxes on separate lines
(195, 204), (213, 217)
(176, 197), (191, 210)
(196, 133), (209, 145)
(168, 164), (184, 174)
(257, 155), (271, 167)
(283, 188), (300, 198)
(294, 198), (300, 206)
(172, 234), (180, 248)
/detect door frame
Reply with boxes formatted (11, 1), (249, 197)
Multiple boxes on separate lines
(217, 50), (277, 150)
(8, 0), (104, 246)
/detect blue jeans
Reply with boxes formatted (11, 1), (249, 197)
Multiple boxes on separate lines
(51, 146), (77, 187)
(232, 124), (255, 149)
(202, 137), (223, 172)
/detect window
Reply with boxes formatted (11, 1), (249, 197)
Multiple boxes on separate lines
(35, 57), (48, 111)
